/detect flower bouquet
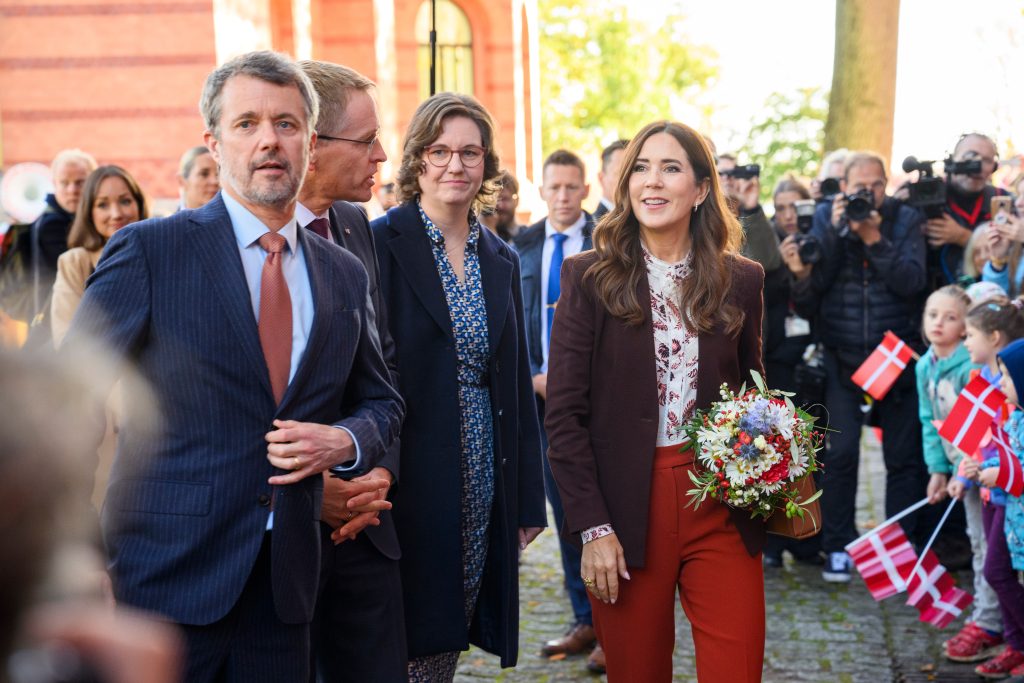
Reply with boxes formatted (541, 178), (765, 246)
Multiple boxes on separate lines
(683, 370), (823, 528)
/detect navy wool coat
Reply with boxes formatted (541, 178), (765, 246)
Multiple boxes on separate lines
(370, 202), (546, 667)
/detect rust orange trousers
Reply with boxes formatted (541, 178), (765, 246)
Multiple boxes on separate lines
(589, 445), (765, 682)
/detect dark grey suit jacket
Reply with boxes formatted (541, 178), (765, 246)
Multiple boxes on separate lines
(326, 200), (401, 559)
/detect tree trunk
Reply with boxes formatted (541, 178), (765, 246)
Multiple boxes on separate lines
(823, 0), (900, 164)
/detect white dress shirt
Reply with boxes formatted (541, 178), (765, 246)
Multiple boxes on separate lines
(295, 201), (336, 245)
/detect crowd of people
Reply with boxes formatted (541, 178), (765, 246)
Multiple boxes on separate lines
(2, 48), (1024, 683)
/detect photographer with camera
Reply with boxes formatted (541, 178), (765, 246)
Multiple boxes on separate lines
(764, 177), (823, 567)
(903, 133), (1012, 290)
(716, 154), (782, 273)
(788, 152), (931, 583)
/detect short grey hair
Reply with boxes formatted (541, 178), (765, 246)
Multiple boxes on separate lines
(200, 51), (319, 139)
(178, 145), (211, 179)
(298, 60), (375, 135)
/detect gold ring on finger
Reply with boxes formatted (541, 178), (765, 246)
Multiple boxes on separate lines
(582, 577), (596, 587)
(293, 456), (300, 470)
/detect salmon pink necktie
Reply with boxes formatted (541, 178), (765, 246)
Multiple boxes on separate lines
(258, 232), (291, 404)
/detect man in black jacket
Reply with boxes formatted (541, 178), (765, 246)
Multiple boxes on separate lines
(788, 151), (930, 583)
(296, 59), (407, 683)
(921, 133), (1012, 289)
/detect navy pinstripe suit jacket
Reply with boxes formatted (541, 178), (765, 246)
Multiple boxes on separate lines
(67, 193), (403, 626)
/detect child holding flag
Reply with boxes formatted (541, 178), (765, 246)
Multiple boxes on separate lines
(968, 336), (1024, 679)
(941, 297), (1024, 664)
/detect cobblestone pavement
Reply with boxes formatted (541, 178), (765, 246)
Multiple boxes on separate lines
(455, 431), (982, 682)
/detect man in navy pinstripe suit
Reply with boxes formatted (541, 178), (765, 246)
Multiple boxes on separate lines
(65, 51), (403, 682)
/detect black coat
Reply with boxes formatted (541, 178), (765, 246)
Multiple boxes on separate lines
(370, 202), (546, 667)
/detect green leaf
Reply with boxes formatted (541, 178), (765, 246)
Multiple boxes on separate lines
(750, 369), (767, 394)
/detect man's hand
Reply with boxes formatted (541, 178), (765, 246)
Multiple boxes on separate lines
(266, 419), (356, 485)
(532, 373), (548, 400)
(779, 235), (811, 279)
(849, 211), (883, 246)
(329, 467), (393, 544)
(925, 213), (971, 248)
(829, 194), (848, 229)
(736, 177), (761, 211)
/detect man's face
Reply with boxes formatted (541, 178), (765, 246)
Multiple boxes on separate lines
(495, 185), (518, 228)
(950, 135), (997, 195)
(205, 75), (313, 213)
(53, 160), (90, 213)
(312, 89), (386, 203)
(716, 157), (738, 196)
(540, 164), (588, 230)
(841, 160), (886, 209)
(598, 148), (625, 202)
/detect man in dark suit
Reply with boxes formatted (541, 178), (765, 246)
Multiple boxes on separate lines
(592, 139), (627, 222)
(295, 59), (407, 682)
(514, 149), (602, 672)
(64, 51), (403, 682)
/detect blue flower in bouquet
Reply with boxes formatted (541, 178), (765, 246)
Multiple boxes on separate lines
(738, 397), (772, 435)
(738, 442), (760, 460)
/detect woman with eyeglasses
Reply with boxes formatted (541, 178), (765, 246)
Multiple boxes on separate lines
(369, 92), (545, 681)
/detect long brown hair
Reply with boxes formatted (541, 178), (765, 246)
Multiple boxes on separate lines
(68, 166), (149, 251)
(587, 121), (744, 334)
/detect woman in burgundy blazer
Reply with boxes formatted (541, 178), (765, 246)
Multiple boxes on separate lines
(545, 121), (766, 682)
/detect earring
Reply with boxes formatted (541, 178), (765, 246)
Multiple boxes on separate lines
(693, 202), (700, 212)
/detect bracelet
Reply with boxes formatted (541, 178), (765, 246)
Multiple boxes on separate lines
(581, 524), (614, 544)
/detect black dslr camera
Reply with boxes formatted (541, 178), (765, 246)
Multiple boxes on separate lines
(722, 164), (760, 180)
(844, 189), (875, 221)
(819, 176), (841, 200)
(793, 199), (822, 265)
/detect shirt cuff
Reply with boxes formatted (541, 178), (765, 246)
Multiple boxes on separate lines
(581, 524), (614, 544)
(328, 426), (362, 475)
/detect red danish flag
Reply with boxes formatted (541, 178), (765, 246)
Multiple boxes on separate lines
(851, 332), (914, 400)
(846, 523), (918, 601)
(938, 376), (1006, 457)
(991, 419), (1024, 497)
(905, 550), (973, 629)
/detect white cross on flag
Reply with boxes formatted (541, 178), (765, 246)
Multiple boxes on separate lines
(850, 332), (914, 400)
(991, 418), (1024, 497)
(905, 549), (973, 629)
(938, 375), (1006, 457)
(846, 522), (918, 600)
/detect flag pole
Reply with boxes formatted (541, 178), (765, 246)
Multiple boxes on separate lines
(843, 497), (930, 552)
(905, 498), (959, 585)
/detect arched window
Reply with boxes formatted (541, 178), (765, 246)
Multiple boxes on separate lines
(416, 0), (474, 100)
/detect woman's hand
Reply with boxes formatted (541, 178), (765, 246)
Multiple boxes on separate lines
(518, 527), (543, 551)
(927, 472), (949, 504)
(779, 235), (811, 279)
(581, 533), (630, 604)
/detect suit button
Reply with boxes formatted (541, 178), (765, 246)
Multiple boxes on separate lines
(498, 408), (504, 417)
(258, 494), (271, 507)
(502, 458), (508, 466)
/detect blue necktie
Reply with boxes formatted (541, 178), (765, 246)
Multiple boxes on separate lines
(547, 232), (569, 348)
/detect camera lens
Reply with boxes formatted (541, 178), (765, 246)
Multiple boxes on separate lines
(845, 191), (874, 222)
(819, 177), (841, 198)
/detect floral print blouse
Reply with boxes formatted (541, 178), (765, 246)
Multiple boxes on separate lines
(644, 245), (699, 446)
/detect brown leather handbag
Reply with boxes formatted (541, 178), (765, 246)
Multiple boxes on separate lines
(765, 476), (821, 539)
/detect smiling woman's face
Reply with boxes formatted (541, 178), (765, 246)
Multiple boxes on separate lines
(629, 132), (708, 236)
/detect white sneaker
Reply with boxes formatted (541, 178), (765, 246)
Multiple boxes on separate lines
(822, 551), (852, 583)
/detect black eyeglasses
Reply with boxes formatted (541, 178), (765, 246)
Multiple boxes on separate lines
(317, 131), (380, 149)
(423, 146), (486, 168)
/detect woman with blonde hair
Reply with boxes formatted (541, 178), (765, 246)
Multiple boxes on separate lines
(370, 92), (545, 681)
(545, 120), (766, 681)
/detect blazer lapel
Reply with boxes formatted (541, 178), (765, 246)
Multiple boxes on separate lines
(478, 230), (511, 356)
(385, 206), (454, 340)
(278, 229), (331, 413)
(189, 197), (274, 400)
(327, 205), (348, 248)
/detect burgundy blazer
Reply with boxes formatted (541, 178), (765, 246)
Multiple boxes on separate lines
(544, 249), (766, 566)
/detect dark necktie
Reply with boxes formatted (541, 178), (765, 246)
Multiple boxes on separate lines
(547, 232), (569, 348)
(258, 232), (292, 404)
(306, 217), (331, 240)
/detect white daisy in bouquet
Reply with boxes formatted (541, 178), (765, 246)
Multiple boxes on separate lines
(683, 370), (823, 522)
